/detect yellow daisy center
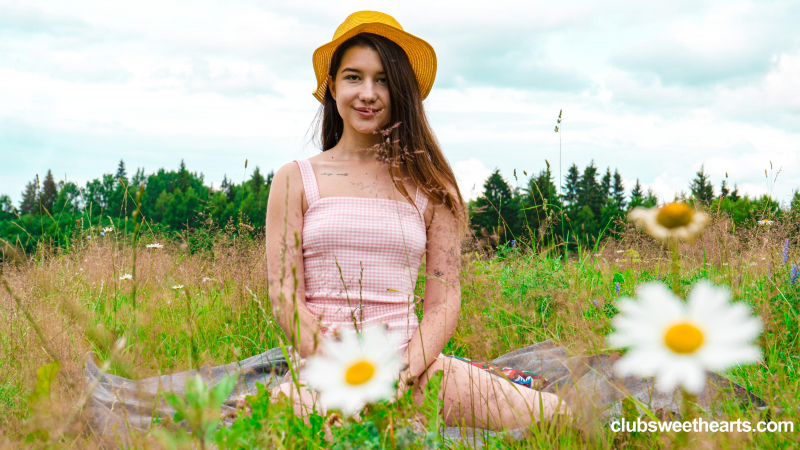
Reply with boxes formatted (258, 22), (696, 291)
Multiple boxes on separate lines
(656, 203), (695, 229)
(345, 360), (376, 386)
(664, 322), (704, 354)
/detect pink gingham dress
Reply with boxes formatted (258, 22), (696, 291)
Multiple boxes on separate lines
(295, 159), (428, 355)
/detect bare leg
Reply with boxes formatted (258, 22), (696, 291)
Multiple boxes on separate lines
(415, 357), (569, 431)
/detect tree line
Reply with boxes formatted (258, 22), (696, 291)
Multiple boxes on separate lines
(469, 162), (799, 249)
(1, 159), (798, 255)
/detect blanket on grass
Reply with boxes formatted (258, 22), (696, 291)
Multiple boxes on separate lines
(84, 340), (765, 446)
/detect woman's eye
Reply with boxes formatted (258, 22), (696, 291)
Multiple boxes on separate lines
(345, 75), (358, 81)
(377, 77), (387, 84)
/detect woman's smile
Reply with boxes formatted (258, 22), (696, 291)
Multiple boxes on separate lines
(353, 106), (383, 118)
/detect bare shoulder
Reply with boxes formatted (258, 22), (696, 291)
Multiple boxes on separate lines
(268, 161), (307, 212)
(427, 182), (462, 229)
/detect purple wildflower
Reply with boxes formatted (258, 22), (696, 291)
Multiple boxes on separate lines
(592, 300), (599, 307)
(734, 274), (742, 287)
(791, 264), (799, 285)
(783, 239), (790, 265)
(615, 282), (621, 295)
(511, 240), (517, 249)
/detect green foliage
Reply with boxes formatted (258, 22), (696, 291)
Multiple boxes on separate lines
(0, 161), (274, 255)
(158, 374), (236, 449)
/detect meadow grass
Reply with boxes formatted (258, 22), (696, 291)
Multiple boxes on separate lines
(0, 214), (799, 448)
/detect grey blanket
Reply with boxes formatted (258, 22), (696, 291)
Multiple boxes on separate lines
(85, 340), (764, 446)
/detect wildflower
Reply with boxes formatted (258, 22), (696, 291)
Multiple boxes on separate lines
(734, 274), (742, 287)
(757, 220), (775, 226)
(100, 232), (105, 236)
(594, 253), (602, 257)
(616, 250), (625, 254)
(202, 277), (213, 282)
(103, 226), (115, 233)
(791, 265), (799, 285)
(615, 282), (621, 295)
(783, 239), (790, 265)
(120, 274), (133, 281)
(147, 243), (164, 249)
(628, 203), (709, 243)
(172, 285), (184, 290)
(86, 236), (92, 240)
(608, 281), (762, 393)
(511, 240), (517, 249)
(304, 326), (401, 415)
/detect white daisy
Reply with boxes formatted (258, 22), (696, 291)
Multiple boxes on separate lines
(757, 220), (775, 226)
(171, 285), (184, 290)
(304, 325), (402, 415)
(628, 202), (709, 243)
(120, 273), (133, 281)
(147, 243), (164, 249)
(202, 277), (213, 282)
(608, 281), (762, 394)
(103, 226), (115, 232)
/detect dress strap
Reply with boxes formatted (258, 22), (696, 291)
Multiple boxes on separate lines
(414, 186), (429, 215)
(294, 159), (321, 205)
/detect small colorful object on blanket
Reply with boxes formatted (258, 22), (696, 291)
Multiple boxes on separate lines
(447, 355), (548, 390)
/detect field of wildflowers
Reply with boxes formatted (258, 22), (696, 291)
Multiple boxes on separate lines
(1, 203), (799, 449)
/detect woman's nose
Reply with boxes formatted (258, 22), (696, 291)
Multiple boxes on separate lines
(359, 80), (378, 103)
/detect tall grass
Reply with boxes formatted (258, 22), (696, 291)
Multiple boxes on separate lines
(0, 211), (798, 448)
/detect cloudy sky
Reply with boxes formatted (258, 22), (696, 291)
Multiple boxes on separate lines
(2, 0), (799, 206)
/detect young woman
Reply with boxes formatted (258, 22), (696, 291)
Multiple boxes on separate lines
(265, 11), (566, 431)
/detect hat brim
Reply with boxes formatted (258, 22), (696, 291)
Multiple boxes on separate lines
(312, 23), (437, 103)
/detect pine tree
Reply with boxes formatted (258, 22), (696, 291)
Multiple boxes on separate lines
(720, 179), (730, 198)
(562, 164), (580, 205)
(612, 170), (626, 210)
(40, 170), (57, 213)
(645, 189), (659, 207)
(519, 165), (560, 244)
(249, 167), (266, 197)
(730, 183), (741, 202)
(577, 161), (603, 218)
(689, 165), (714, 205)
(175, 159), (191, 193)
(131, 167), (146, 188)
(19, 177), (39, 215)
(630, 179), (645, 208)
(116, 159), (127, 181)
(601, 168), (612, 199)
(471, 169), (518, 245)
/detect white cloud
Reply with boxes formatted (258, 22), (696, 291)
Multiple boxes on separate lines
(453, 158), (492, 201)
(1, 0), (800, 210)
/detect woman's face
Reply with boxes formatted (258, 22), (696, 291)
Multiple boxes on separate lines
(329, 45), (392, 136)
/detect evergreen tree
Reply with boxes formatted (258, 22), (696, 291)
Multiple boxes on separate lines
(630, 179), (645, 209)
(19, 177), (39, 215)
(730, 183), (741, 202)
(131, 167), (146, 188)
(116, 159), (127, 181)
(720, 179), (730, 198)
(249, 167), (266, 197)
(562, 164), (580, 206)
(600, 168), (612, 199)
(612, 170), (626, 210)
(40, 170), (57, 214)
(644, 189), (658, 207)
(689, 165), (714, 205)
(577, 161), (603, 219)
(175, 159), (191, 193)
(519, 165), (560, 244)
(471, 169), (518, 245)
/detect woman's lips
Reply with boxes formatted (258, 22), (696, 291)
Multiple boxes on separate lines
(354, 107), (382, 118)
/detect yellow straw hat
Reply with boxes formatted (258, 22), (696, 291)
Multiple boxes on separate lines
(312, 11), (437, 103)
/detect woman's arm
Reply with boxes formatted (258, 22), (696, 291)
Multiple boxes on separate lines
(401, 190), (462, 381)
(266, 162), (323, 358)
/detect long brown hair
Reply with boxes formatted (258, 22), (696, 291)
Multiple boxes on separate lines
(315, 33), (467, 231)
